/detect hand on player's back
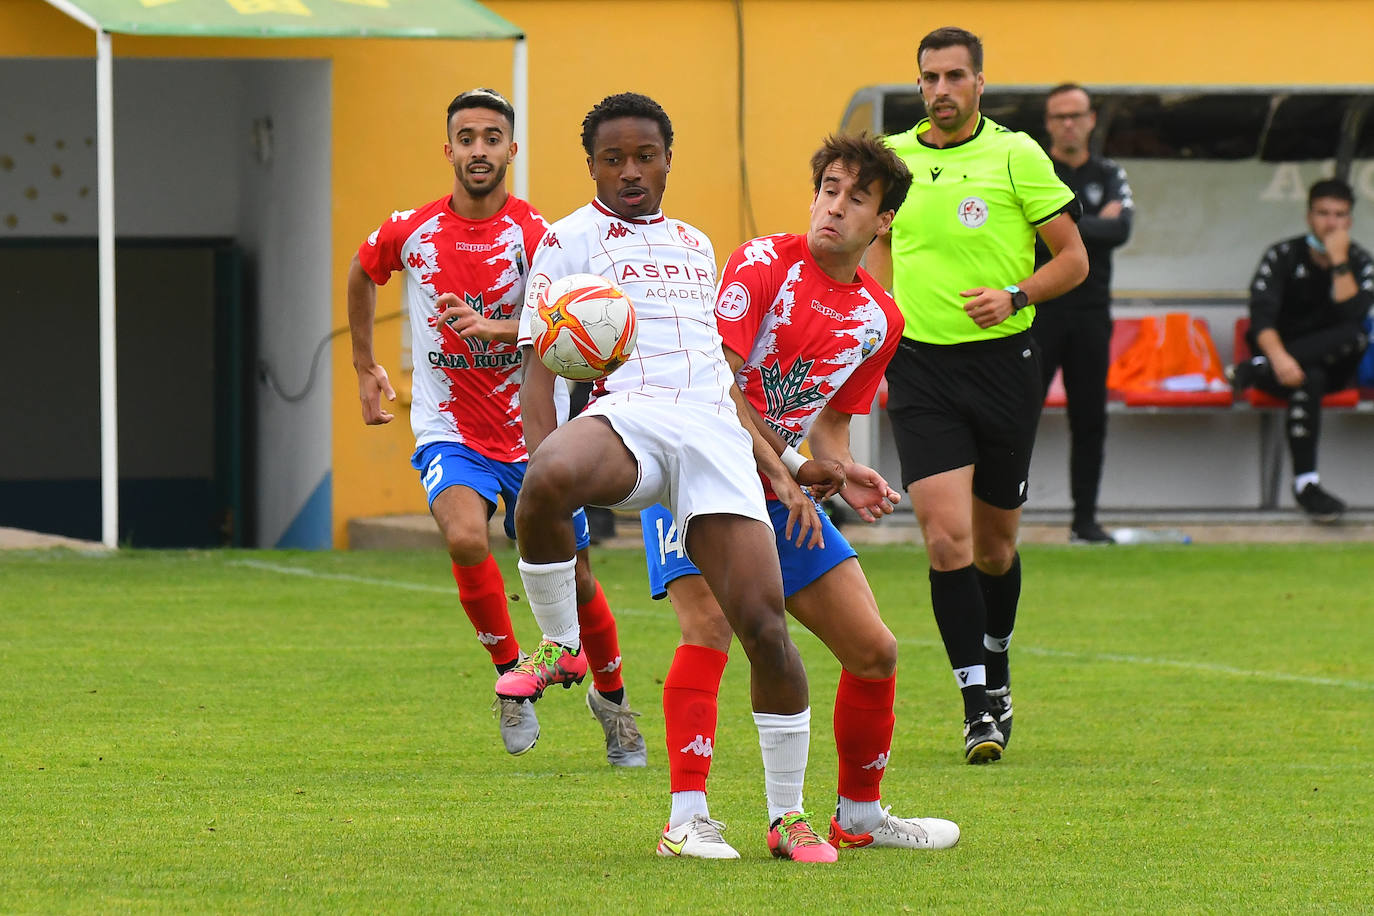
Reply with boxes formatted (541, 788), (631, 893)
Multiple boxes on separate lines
(797, 458), (845, 500)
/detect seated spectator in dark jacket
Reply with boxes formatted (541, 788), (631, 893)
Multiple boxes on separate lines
(1230, 178), (1372, 522)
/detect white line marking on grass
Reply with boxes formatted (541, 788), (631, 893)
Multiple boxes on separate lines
(896, 635), (1374, 691)
(234, 561), (1373, 691)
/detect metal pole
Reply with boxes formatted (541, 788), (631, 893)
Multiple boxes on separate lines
(97, 29), (119, 548)
(513, 36), (528, 200)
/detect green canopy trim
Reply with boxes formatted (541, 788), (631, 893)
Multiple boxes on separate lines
(50, 0), (523, 39)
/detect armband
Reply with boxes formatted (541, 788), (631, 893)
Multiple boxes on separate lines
(780, 446), (808, 477)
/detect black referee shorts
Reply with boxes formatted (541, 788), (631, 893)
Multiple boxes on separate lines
(884, 331), (1043, 510)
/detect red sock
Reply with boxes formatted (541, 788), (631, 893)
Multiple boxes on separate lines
(834, 670), (896, 803)
(663, 644), (728, 793)
(452, 556), (518, 668)
(576, 579), (625, 694)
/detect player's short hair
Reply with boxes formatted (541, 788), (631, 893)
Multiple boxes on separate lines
(810, 133), (913, 215)
(447, 88), (515, 136)
(1046, 82), (1091, 106)
(581, 92), (674, 156)
(918, 26), (983, 73)
(1309, 178), (1354, 210)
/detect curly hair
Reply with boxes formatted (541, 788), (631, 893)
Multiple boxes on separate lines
(580, 92), (674, 156)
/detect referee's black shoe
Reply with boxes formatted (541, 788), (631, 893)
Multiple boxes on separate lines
(1069, 521), (1114, 544)
(963, 712), (1005, 764)
(986, 687), (1013, 748)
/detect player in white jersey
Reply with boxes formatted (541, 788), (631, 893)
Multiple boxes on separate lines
(498, 92), (835, 862)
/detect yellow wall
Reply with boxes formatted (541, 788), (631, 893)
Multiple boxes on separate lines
(5, 0), (1374, 545)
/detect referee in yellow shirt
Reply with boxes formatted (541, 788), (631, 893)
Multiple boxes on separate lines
(867, 26), (1088, 764)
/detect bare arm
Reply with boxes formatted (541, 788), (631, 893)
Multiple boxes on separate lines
(960, 212), (1090, 329)
(808, 405), (901, 523)
(347, 254), (396, 425)
(723, 347), (831, 548)
(519, 345), (560, 455)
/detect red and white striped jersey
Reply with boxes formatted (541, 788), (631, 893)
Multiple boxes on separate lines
(716, 232), (903, 446)
(517, 200), (733, 414)
(359, 194), (548, 461)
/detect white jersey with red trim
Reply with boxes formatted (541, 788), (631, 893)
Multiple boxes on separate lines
(358, 194), (548, 462)
(716, 232), (903, 446)
(518, 200), (733, 413)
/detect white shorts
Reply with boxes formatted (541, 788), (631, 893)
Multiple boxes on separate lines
(582, 397), (770, 541)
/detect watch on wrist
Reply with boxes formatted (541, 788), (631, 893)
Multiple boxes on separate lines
(1004, 285), (1030, 313)
(1331, 262), (1352, 276)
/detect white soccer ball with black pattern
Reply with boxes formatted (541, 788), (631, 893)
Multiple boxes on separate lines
(531, 273), (638, 382)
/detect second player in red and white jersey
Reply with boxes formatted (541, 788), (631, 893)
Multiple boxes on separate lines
(716, 231), (903, 450)
(360, 193), (548, 461)
(517, 199), (733, 413)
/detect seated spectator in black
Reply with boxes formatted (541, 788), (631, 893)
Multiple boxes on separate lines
(1230, 178), (1372, 522)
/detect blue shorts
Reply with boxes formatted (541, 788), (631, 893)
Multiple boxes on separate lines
(641, 498), (855, 600)
(412, 441), (589, 549)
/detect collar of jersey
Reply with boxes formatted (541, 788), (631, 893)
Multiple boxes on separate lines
(444, 192), (517, 224)
(916, 113), (986, 151)
(592, 199), (666, 225)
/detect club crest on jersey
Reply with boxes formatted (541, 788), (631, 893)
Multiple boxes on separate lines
(860, 326), (883, 357)
(605, 222), (634, 240)
(676, 225), (700, 248)
(717, 282), (750, 321)
(1084, 182), (1104, 207)
(958, 196), (988, 228)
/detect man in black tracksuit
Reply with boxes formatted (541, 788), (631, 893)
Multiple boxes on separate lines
(1031, 83), (1133, 544)
(1230, 178), (1372, 522)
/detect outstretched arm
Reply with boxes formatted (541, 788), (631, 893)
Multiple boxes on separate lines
(808, 405), (901, 523)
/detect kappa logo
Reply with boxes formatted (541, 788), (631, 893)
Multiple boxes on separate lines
(598, 655), (623, 675)
(476, 632), (508, 646)
(680, 734), (714, 758)
(958, 196), (989, 228)
(862, 752), (889, 771)
(605, 222), (634, 240)
(407, 251), (427, 269)
(542, 232), (561, 249)
(740, 236), (779, 268)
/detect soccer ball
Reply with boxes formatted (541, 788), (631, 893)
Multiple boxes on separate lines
(531, 273), (638, 381)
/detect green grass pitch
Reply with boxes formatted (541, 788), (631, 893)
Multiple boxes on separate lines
(2, 542), (1371, 913)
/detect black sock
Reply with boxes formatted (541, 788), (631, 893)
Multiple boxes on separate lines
(495, 656), (521, 676)
(599, 686), (625, 706)
(977, 553), (1021, 691)
(929, 565), (990, 719)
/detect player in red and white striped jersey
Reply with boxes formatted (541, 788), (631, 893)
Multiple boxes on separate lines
(347, 88), (641, 765)
(503, 92), (832, 861)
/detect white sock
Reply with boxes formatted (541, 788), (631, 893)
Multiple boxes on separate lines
(984, 631), (1013, 653)
(836, 795), (883, 834)
(1294, 471), (1319, 493)
(517, 557), (579, 647)
(953, 663), (987, 688)
(668, 791), (709, 829)
(754, 708), (810, 823)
